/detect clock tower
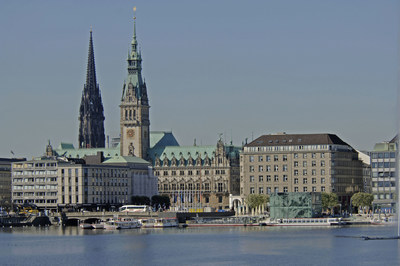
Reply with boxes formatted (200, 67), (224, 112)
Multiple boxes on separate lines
(120, 9), (150, 159)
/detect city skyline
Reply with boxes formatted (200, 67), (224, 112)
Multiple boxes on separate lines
(0, 0), (398, 159)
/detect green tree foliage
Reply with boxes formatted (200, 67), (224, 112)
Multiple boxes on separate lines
(321, 192), (338, 213)
(131, 196), (150, 205)
(351, 192), (374, 212)
(246, 194), (269, 209)
(151, 195), (170, 209)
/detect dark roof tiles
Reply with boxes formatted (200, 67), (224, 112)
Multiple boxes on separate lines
(246, 133), (351, 147)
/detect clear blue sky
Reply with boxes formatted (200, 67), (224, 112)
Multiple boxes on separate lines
(0, 0), (398, 158)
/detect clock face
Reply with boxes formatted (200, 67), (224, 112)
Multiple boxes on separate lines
(127, 129), (135, 138)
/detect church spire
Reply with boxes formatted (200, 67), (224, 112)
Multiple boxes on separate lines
(86, 28), (97, 92)
(79, 29), (105, 149)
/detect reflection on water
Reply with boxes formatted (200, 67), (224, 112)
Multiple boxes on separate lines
(0, 225), (398, 266)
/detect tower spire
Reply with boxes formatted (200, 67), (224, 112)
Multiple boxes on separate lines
(120, 9), (150, 159)
(79, 29), (105, 148)
(86, 28), (97, 90)
(133, 7), (137, 40)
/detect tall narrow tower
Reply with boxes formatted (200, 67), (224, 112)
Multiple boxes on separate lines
(78, 29), (105, 148)
(120, 8), (150, 159)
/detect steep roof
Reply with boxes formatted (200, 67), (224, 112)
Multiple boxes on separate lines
(149, 145), (217, 161)
(246, 133), (351, 147)
(150, 131), (179, 149)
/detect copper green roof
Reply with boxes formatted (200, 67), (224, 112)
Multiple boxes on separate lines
(103, 156), (149, 164)
(150, 131), (179, 148)
(149, 145), (217, 161)
(55, 143), (120, 159)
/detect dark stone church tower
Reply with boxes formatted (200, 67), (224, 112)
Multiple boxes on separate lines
(78, 29), (105, 148)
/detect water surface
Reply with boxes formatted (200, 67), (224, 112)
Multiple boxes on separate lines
(0, 225), (398, 265)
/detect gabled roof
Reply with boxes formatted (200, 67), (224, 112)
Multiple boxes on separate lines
(246, 133), (351, 147)
(149, 145), (217, 161)
(150, 131), (179, 149)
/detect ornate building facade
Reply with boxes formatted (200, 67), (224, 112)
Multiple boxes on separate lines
(119, 15), (150, 159)
(150, 135), (241, 211)
(78, 30), (105, 148)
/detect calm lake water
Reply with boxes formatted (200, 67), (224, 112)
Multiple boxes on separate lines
(0, 224), (399, 265)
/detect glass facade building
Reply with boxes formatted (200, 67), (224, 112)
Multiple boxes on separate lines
(370, 138), (396, 213)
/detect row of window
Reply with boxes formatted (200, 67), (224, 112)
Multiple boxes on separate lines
(13, 170), (58, 176)
(13, 162), (57, 169)
(13, 185), (57, 190)
(13, 177), (57, 183)
(371, 152), (396, 159)
(13, 199), (57, 204)
(372, 181), (396, 187)
(294, 169), (325, 176)
(249, 165), (326, 173)
(371, 162), (396, 169)
(374, 193), (394, 200)
(159, 182), (225, 192)
(155, 170), (225, 176)
(248, 153), (325, 162)
(13, 192), (57, 197)
(249, 176), (326, 184)
(249, 186), (326, 194)
(372, 172), (396, 178)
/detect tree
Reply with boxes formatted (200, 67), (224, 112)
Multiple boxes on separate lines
(131, 196), (150, 205)
(151, 195), (170, 209)
(246, 194), (269, 210)
(351, 192), (374, 213)
(321, 192), (338, 214)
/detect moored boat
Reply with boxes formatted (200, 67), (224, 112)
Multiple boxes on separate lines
(153, 218), (179, 228)
(139, 218), (156, 228)
(92, 223), (104, 229)
(80, 223), (94, 229)
(262, 217), (345, 226)
(117, 218), (141, 229)
(102, 217), (141, 229)
(186, 216), (261, 227)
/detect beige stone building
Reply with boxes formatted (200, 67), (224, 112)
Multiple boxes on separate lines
(12, 147), (157, 210)
(239, 133), (363, 210)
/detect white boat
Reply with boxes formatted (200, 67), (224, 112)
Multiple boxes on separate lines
(92, 223), (104, 229)
(103, 217), (141, 229)
(139, 218), (156, 228)
(262, 217), (345, 226)
(186, 216), (261, 227)
(153, 218), (179, 228)
(103, 219), (118, 230)
(117, 218), (141, 229)
(80, 223), (94, 229)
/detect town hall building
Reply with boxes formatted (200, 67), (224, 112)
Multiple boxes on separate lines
(52, 11), (241, 210)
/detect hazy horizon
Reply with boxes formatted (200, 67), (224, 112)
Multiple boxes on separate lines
(0, 0), (398, 159)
